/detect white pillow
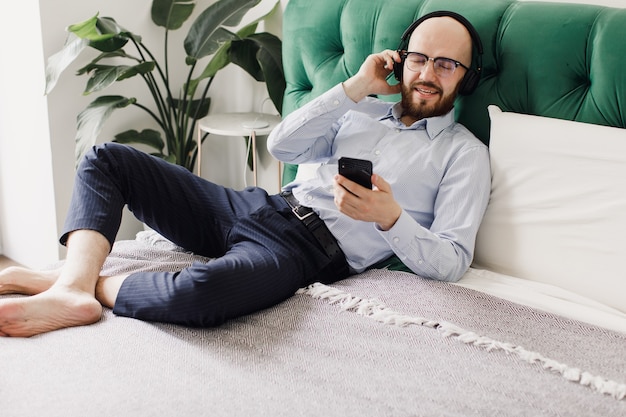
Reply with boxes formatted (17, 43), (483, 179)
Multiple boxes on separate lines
(474, 106), (626, 313)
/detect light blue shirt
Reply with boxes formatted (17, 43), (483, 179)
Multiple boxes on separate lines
(267, 84), (491, 282)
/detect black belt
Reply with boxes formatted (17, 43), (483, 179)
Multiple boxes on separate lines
(280, 191), (349, 282)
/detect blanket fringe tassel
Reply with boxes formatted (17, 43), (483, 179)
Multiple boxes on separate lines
(297, 283), (626, 401)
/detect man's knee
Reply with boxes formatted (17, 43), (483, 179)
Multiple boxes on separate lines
(89, 142), (132, 160)
(79, 143), (137, 173)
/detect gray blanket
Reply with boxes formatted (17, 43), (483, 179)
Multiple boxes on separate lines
(2, 238), (625, 417)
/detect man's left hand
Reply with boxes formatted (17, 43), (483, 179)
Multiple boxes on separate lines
(334, 173), (402, 231)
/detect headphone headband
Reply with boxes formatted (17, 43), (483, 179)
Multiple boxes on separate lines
(393, 10), (483, 95)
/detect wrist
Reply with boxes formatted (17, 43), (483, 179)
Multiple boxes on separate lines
(377, 206), (402, 231)
(342, 77), (369, 103)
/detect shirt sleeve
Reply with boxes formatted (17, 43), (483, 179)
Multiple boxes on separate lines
(376, 144), (491, 282)
(267, 84), (350, 164)
(267, 84), (387, 164)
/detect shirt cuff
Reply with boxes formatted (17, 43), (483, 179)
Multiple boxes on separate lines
(317, 83), (356, 115)
(377, 210), (429, 265)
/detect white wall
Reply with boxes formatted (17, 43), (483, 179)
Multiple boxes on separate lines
(0, 1), (59, 267)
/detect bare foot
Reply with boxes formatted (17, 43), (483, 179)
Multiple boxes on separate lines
(0, 286), (102, 337)
(0, 266), (60, 296)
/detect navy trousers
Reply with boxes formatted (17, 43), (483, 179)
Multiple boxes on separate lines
(62, 143), (345, 327)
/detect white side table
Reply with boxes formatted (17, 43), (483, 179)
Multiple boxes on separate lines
(197, 112), (282, 187)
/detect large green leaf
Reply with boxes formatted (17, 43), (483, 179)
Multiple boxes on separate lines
(67, 15), (111, 41)
(69, 15), (134, 52)
(75, 95), (136, 165)
(185, 27), (237, 66)
(171, 97), (211, 120)
(233, 0), (279, 38)
(78, 62), (156, 94)
(194, 43), (232, 83)
(186, 27), (240, 87)
(186, 0), (279, 94)
(229, 37), (264, 81)
(113, 128), (165, 152)
(151, 0), (195, 30)
(46, 15), (141, 94)
(184, 0), (260, 60)
(45, 16), (140, 95)
(91, 17), (138, 51)
(256, 47), (285, 114)
(45, 33), (89, 95)
(76, 50), (142, 70)
(229, 32), (284, 112)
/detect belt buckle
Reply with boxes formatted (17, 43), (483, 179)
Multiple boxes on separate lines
(292, 205), (314, 221)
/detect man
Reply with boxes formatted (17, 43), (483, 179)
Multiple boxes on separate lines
(0, 13), (490, 337)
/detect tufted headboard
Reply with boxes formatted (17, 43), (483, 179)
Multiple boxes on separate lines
(280, 0), (626, 183)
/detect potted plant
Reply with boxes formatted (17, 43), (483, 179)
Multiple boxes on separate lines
(45, 0), (285, 172)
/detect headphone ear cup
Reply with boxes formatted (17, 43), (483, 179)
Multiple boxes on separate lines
(458, 69), (479, 95)
(393, 55), (404, 81)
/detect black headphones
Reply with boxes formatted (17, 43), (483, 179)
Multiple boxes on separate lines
(393, 10), (483, 96)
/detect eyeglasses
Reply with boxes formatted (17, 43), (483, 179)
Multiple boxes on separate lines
(401, 51), (469, 78)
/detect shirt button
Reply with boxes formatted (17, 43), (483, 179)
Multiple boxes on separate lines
(418, 260), (424, 265)
(393, 237), (400, 244)
(333, 100), (340, 106)
(306, 195), (313, 201)
(374, 150), (381, 156)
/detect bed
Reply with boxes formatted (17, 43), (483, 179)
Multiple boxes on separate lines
(2, 0), (626, 416)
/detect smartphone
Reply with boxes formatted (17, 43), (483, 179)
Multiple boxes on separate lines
(338, 157), (373, 189)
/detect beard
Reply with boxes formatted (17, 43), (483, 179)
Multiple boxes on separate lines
(400, 81), (458, 121)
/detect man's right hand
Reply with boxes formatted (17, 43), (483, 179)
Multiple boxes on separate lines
(342, 50), (403, 103)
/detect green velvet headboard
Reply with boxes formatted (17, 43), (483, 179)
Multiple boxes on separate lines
(280, 0), (626, 184)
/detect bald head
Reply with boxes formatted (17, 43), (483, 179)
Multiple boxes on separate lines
(407, 16), (473, 68)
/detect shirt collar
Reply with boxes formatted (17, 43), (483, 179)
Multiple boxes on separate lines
(380, 103), (456, 140)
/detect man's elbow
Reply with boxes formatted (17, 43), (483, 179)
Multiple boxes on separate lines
(428, 251), (472, 283)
